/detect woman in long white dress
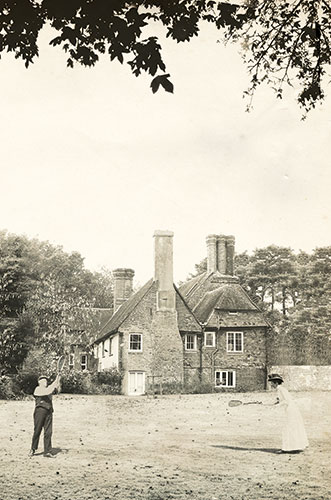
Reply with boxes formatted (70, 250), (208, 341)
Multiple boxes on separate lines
(268, 373), (309, 453)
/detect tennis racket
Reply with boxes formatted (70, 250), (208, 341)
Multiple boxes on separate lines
(56, 355), (65, 374)
(228, 400), (262, 407)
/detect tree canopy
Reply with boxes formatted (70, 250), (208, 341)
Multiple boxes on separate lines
(0, 230), (114, 372)
(0, 0), (330, 115)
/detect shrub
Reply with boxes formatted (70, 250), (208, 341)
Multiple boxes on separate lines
(60, 369), (91, 394)
(0, 375), (17, 400)
(16, 371), (38, 395)
(94, 368), (122, 394)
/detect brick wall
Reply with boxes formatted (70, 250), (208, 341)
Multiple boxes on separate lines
(183, 327), (267, 391)
(119, 283), (184, 394)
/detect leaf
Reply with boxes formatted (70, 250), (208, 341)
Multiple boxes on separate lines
(150, 74), (174, 94)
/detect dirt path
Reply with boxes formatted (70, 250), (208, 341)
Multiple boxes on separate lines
(0, 391), (330, 500)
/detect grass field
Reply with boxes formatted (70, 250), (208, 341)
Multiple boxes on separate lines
(0, 391), (330, 500)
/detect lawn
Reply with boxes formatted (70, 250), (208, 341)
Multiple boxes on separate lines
(0, 391), (330, 500)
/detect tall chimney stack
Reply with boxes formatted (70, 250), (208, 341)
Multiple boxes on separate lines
(206, 234), (218, 274)
(153, 230), (175, 311)
(217, 235), (227, 274)
(206, 233), (236, 276)
(225, 236), (235, 275)
(112, 268), (135, 312)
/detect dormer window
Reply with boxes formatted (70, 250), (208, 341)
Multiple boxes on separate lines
(228, 311), (238, 315)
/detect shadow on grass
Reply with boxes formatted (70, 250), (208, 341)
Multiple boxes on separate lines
(212, 444), (281, 454)
(34, 447), (69, 457)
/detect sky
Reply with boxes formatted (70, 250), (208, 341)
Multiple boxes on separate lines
(1, 21), (330, 286)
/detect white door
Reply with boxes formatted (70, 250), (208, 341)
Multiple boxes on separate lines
(128, 372), (145, 395)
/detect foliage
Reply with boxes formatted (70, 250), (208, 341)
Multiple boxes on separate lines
(59, 368), (122, 395)
(0, 315), (34, 373)
(60, 368), (90, 394)
(96, 368), (122, 393)
(0, 230), (114, 372)
(0, 375), (17, 399)
(0, 1), (330, 114)
(15, 371), (38, 395)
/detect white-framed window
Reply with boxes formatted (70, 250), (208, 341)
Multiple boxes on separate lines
(215, 370), (236, 388)
(185, 334), (197, 351)
(69, 353), (74, 370)
(129, 333), (143, 352)
(204, 331), (215, 347)
(228, 311), (238, 316)
(81, 354), (87, 370)
(227, 331), (243, 352)
(109, 338), (112, 356)
(102, 341), (105, 358)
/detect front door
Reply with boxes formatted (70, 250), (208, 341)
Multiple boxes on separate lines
(128, 371), (145, 395)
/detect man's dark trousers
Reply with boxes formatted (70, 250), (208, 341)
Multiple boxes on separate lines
(31, 407), (53, 454)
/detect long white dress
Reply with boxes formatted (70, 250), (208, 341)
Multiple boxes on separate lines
(277, 385), (309, 452)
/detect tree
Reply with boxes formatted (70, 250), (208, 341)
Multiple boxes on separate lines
(0, 1), (330, 115)
(0, 230), (114, 370)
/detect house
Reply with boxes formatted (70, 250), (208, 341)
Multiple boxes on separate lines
(179, 234), (269, 391)
(66, 307), (113, 371)
(92, 231), (269, 395)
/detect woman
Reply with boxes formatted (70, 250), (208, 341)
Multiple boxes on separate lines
(268, 373), (309, 453)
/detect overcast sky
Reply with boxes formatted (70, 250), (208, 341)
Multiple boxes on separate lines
(1, 22), (330, 285)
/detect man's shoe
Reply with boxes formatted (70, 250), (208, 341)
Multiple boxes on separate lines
(44, 452), (54, 458)
(28, 449), (35, 457)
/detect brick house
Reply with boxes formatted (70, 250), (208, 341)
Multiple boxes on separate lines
(92, 231), (269, 395)
(179, 235), (269, 392)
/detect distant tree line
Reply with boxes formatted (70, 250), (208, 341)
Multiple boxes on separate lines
(0, 230), (114, 374)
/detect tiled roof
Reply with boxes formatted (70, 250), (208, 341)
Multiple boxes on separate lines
(94, 278), (154, 343)
(205, 309), (269, 328)
(193, 284), (259, 323)
(178, 272), (208, 298)
(175, 286), (202, 332)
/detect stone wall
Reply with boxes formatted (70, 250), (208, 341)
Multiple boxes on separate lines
(183, 327), (267, 391)
(119, 283), (184, 395)
(268, 365), (331, 390)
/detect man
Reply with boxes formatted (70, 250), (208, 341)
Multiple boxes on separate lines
(29, 373), (61, 458)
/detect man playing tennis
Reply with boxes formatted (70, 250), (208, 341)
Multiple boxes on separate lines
(29, 372), (61, 458)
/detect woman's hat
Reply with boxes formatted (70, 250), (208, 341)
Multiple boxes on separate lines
(268, 373), (284, 383)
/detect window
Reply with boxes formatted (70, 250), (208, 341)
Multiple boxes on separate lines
(227, 332), (243, 352)
(185, 334), (197, 351)
(215, 370), (236, 388)
(69, 353), (74, 370)
(102, 341), (105, 358)
(81, 354), (87, 371)
(129, 333), (143, 352)
(204, 331), (215, 347)
(228, 311), (238, 315)
(109, 338), (112, 356)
